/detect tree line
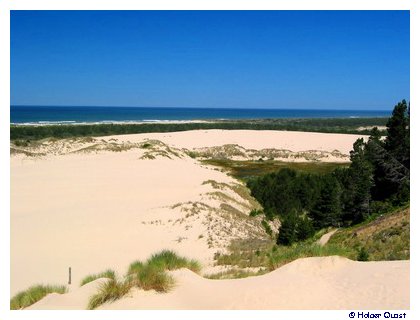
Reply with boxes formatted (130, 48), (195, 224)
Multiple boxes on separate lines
(247, 100), (410, 245)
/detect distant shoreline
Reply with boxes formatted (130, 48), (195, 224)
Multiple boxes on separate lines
(10, 117), (388, 141)
(10, 105), (391, 125)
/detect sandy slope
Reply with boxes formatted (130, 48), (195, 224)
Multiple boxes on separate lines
(11, 151), (259, 295)
(27, 256), (409, 310)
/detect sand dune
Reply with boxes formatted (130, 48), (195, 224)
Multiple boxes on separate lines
(11, 129), (408, 310)
(27, 256), (409, 310)
(105, 129), (365, 153)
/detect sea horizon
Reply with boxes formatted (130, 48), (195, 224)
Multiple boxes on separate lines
(10, 105), (391, 125)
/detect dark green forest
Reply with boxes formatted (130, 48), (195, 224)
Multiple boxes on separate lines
(247, 100), (410, 245)
(10, 117), (387, 141)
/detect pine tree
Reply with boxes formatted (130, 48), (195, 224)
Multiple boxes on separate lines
(277, 213), (298, 245)
(347, 138), (374, 223)
(364, 101), (410, 203)
(296, 216), (315, 241)
(309, 175), (341, 229)
(385, 100), (410, 169)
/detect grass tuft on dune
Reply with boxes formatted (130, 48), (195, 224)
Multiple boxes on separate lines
(127, 260), (144, 276)
(10, 284), (67, 310)
(87, 279), (131, 310)
(146, 250), (201, 273)
(134, 264), (175, 292)
(80, 269), (116, 286)
(87, 250), (201, 309)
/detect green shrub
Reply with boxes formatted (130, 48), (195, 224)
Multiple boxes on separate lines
(357, 247), (370, 261)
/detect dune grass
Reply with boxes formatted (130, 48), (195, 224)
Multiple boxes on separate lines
(10, 284), (68, 310)
(204, 268), (267, 280)
(214, 237), (352, 272)
(87, 278), (132, 310)
(267, 243), (352, 270)
(146, 250), (201, 273)
(87, 250), (201, 309)
(134, 264), (175, 292)
(80, 269), (116, 286)
(129, 250), (201, 292)
(127, 260), (144, 276)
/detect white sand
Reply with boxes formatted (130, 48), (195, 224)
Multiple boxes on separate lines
(11, 152), (239, 295)
(104, 129), (365, 153)
(27, 256), (409, 310)
(11, 130), (408, 309)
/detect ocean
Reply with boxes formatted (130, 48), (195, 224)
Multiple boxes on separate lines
(10, 106), (391, 125)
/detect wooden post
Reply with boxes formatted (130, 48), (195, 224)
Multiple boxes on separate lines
(68, 267), (72, 285)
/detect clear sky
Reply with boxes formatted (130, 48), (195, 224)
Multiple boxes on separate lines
(11, 10), (409, 110)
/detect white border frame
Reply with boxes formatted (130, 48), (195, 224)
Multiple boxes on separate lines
(1, 2), (417, 320)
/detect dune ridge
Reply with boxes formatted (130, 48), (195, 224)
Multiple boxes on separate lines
(26, 256), (409, 310)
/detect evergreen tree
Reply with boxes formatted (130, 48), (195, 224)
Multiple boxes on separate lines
(296, 216), (315, 241)
(347, 138), (374, 223)
(277, 213), (298, 246)
(309, 175), (342, 229)
(385, 99), (410, 170)
(364, 101), (410, 203)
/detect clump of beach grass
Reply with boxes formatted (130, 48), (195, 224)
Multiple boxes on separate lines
(134, 264), (175, 292)
(126, 260), (144, 276)
(128, 250), (201, 292)
(87, 250), (201, 309)
(10, 284), (67, 310)
(87, 278), (131, 310)
(80, 269), (116, 286)
(146, 250), (201, 273)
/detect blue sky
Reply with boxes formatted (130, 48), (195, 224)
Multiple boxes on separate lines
(11, 11), (409, 110)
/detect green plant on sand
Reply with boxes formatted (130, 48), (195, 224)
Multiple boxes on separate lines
(87, 250), (201, 309)
(80, 269), (116, 286)
(87, 278), (132, 310)
(10, 284), (68, 310)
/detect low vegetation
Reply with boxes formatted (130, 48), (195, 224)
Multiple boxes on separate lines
(267, 243), (352, 270)
(80, 269), (116, 286)
(87, 250), (201, 309)
(213, 236), (350, 271)
(328, 207), (410, 261)
(10, 284), (68, 310)
(214, 206), (409, 275)
(204, 268), (267, 280)
(145, 250), (201, 273)
(202, 159), (348, 181)
(88, 278), (132, 310)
